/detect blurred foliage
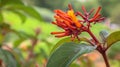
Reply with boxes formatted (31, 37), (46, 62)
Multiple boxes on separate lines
(0, 48), (19, 67)
(34, 0), (98, 11)
(34, 0), (120, 25)
(0, 0), (120, 67)
(0, 0), (43, 22)
(108, 42), (120, 59)
(110, 4), (120, 25)
(98, 0), (120, 17)
(108, 41), (120, 67)
(34, 7), (54, 22)
(98, 0), (120, 25)
(35, 0), (70, 10)
(0, 0), (53, 67)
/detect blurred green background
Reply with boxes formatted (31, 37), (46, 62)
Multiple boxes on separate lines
(0, 0), (120, 67)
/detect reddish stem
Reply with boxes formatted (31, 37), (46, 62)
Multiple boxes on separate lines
(87, 28), (99, 44)
(86, 28), (110, 67)
(101, 52), (110, 67)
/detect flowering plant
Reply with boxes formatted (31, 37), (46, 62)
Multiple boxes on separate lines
(46, 4), (120, 67)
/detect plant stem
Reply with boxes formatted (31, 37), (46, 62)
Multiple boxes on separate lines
(27, 38), (38, 61)
(87, 28), (99, 44)
(86, 28), (110, 67)
(102, 52), (110, 67)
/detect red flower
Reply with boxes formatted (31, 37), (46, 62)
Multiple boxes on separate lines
(76, 6), (105, 25)
(51, 4), (82, 40)
(51, 4), (105, 40)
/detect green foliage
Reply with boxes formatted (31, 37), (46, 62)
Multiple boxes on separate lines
(0, 48), (18, 67)
(46, 42), (96, 67)
(50, 37), (89, 54)
(106, 31), (120, 49)
(11, 10), (27, 22)
(0, 12), (3, 22)
(8, 5), (42, 21)
(0, 0), (24, 7)
(35, 0), (99, 11)
(98, 0), (120, 17)
(110, 4), (120, 25)
(0, 0), (120, 67)
(35, 0), (70, 10)
(70, 63), (79, 67)
(108, 42), (120, 59)
(0, 0), (49, 67)
(0, 0), (42, 23)
(99, 30), (109, 43)
(35, 7), (54, 22)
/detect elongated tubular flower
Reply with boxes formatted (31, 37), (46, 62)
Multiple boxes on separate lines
(51, 4), (83, 40)
(76, 6), (105, 24)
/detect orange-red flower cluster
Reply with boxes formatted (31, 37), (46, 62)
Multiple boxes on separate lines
(51, 4), (104, 40)
(51, 4), (82, 40)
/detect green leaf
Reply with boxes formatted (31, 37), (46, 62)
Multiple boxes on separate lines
(50, 37), (89, 54)
(0, 34), (4, 43)
(40, 48), (48, 59)
(13, 31), (34, 39)
(11, 48), (24, 67)
(106, 31), (120, 49)
(70, 63), (79, 67)
(14, 39), (24, 48)
(0, 48), (18, 67)
(99, 30), (109, 43)
(0, 12), (3, 22)
(46, 42), (96, 67)
(6, 5), (43, 21)
(11, 10), (27, 23)
(0, 0), (24, 7)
